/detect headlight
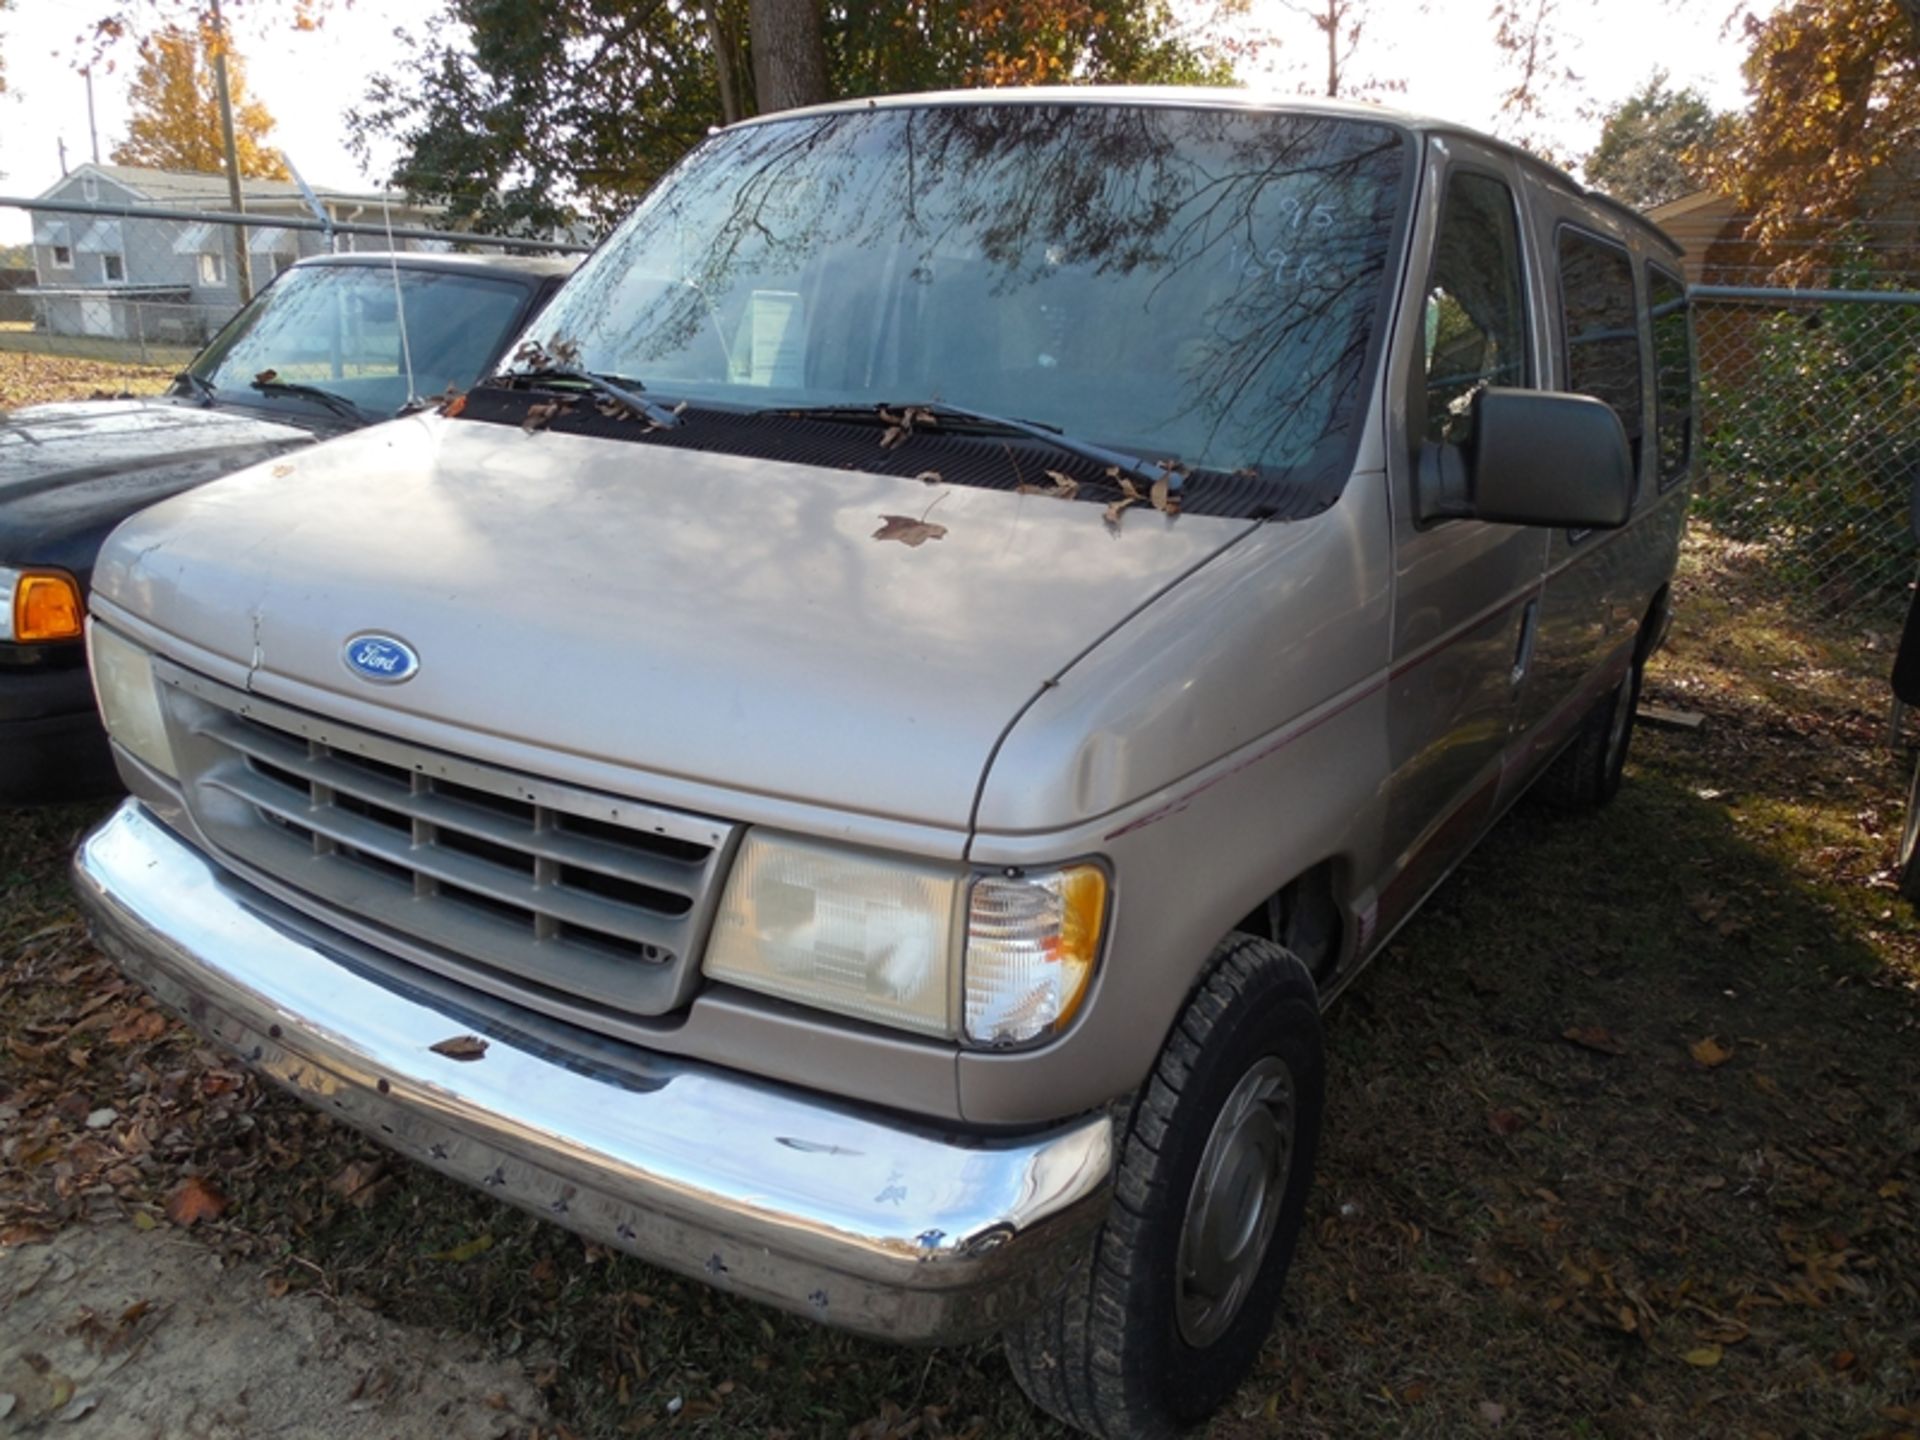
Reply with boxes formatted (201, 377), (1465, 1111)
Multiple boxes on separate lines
(0, 565), (84, 643)
(964, 866), (1107, 1047)
(704, 832), (1107, 1046)
(87, 622), (177, 779)
(704, 832), (964, 1037)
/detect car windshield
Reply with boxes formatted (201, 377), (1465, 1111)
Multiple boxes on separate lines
(530, 103), (1410, 484)
(190, 264), (530, 419)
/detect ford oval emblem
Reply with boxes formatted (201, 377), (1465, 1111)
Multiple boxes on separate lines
(343, 633), (420, 684)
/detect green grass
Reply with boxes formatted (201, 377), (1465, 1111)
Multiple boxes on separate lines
(5, 530), (1920, 1438)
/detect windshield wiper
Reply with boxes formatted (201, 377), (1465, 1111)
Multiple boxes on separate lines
(249, 377), (371, 426)
(766, 401), (1181, 490)
(487, 366), (683, 430)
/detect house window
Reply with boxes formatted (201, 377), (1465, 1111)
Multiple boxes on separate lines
(51, 245), (74, 268)
(81, 174), (99, 202)
(199, 251), (228, 286)
(103, 254), (126, 282)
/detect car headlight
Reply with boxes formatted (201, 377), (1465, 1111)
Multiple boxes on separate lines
(703, 831), (1106, 1046)
(0, 565), (84, 643)
(87, 622), (178, 779)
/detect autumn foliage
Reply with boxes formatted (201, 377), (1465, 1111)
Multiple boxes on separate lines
(110, 22), (290, 179)
(1699, 0), (1920, 270)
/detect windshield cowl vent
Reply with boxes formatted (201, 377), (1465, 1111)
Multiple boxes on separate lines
(451, 388), (1328, 523)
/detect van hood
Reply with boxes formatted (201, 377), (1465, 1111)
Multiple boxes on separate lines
(94, 414), (1252, 828)
(0, 397), (317, 582)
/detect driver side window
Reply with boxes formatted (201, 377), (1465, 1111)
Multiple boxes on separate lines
(1422, 171), (1529, 445)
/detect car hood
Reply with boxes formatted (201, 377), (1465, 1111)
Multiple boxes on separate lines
(93, 414), (1252, 828)
(0, 398), (319, 580)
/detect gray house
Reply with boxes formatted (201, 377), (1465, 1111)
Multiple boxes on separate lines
(26, 163), (445, 346)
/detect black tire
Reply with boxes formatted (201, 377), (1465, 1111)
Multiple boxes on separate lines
(1534, 658), (1642, 811)
(1896, 753), (1920, 905)
(1003, 934), (1324, 1439)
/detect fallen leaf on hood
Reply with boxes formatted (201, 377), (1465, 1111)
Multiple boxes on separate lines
(1689, 1037), (1734, 1068)
(1562, 1025), (1626, 1056)
(1682, 1344), (1723, 1367)
(914, 470), (944, 485)
(430, 1034), (489, 1061)
(164, 1177), (227, 1228)
(873, 514), (947, 548)
(254, 369), (279, 384)
(521, 401), (571, 433)
(1018, 470), (1080, 501)
(271, 463), (295, 478)
(439, 391), (467, 418)
(1104, 495), (1141, 532)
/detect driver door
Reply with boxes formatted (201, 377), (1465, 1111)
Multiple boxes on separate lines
(1375, 140), (1550, 939)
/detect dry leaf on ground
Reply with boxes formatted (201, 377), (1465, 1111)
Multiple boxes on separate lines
(1562, 1025), (1627, 1056)
(164, 1177), (227, 1228)
(1689, 1036), (1734, 1067)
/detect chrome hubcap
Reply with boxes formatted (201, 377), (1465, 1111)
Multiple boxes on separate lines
(1174, 1057), (1295, 1349)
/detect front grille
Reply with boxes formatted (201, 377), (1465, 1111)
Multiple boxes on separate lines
(163, 669), (737, 1021)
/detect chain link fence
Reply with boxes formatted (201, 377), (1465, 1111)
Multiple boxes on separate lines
(1691, 283), (1920, 621)
(0, 193), (590, 371)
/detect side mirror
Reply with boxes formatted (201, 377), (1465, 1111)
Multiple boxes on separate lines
(1418, 388), (1634, 530)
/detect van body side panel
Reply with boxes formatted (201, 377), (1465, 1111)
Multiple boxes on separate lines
(962, 473), (1394, 1124)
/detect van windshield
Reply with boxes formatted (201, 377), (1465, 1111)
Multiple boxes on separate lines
(190, 264), (530, 421)
(528, 103), (1411, 487)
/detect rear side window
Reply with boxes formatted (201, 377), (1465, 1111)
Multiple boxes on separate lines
(1648, 265), (1692, 488)
(1556, 229), (1643, 453)
(1422, 171), (1529, 445)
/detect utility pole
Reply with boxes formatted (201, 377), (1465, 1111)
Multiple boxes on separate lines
(209, 0), (253, 303)
(84, 69), (101, 164)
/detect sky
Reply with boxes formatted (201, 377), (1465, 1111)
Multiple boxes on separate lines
(0, 0), (1766, 246)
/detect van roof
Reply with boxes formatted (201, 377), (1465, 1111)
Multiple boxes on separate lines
(738, 86), (1683, 260)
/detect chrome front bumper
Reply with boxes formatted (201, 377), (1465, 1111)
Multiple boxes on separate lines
(71, 801), (1113, 1343)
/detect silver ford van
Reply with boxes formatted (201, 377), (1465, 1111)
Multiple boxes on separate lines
(70, 89), (1694, 1438)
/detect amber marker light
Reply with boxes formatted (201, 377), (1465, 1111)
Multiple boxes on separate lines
(4, 569), (85, 643)
(964, 863), (1110, 1047)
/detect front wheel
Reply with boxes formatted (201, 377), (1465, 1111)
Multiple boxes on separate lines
(1003, 934), (1324, 1439)
(1896, 752), (1920, 905)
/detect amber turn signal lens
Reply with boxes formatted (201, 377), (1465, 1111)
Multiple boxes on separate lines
(15, 572), (85, 642)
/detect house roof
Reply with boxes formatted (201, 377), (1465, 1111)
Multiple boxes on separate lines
(1644, 189), (1737, 225)
(37, 162), (432, 212)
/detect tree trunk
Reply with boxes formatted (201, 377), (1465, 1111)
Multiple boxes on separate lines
(1324, 0), (1339, 98)
(748, 0), (830, 114)
(707, 3), (743, 124)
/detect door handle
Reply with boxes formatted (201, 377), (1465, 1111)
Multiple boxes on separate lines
(1511, 599), (1539, 688)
